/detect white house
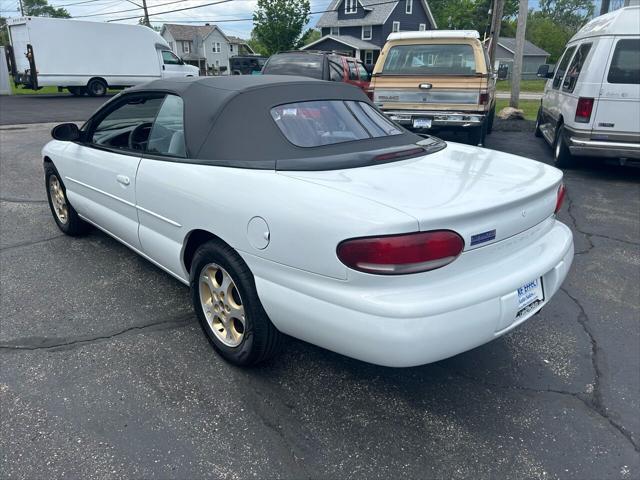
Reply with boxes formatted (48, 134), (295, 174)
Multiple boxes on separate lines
(160, 24), (254, 75)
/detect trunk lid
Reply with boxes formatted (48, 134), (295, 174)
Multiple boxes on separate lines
(279, 142), (562, 251)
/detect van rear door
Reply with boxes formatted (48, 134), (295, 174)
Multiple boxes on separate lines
(7, 19), (30, 72)
(591, 37), (640, 141)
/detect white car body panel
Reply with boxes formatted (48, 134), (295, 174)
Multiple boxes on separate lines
(42, 135), (573, 366)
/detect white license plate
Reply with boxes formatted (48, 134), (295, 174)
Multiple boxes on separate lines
(412, 118), (432, 129)
(516, 278), (544, 317)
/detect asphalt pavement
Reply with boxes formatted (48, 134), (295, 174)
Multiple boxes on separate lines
(0, 95), (639, 479)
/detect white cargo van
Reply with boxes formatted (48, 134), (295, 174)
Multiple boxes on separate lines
(535, 6), (640, 167)
(6, 17), (198, 96)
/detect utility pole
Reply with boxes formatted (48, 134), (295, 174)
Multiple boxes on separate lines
(510, 0), (528, 108)
(142, 0), (151, 27)
(600, 0), (611, 15)
(488, 0), (505, 66)
(18, 0), (24, 16)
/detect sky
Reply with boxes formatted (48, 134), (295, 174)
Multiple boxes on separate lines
(0, 0), (336, 39)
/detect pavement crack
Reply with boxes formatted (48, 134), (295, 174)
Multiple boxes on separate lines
(0, 197), (48, 204)
(561, 286), (640, 453)
(0, 315), (194, 352)
(0, 235), (65, 252)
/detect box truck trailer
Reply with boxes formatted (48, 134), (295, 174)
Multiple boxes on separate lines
(5, 17), (199, 96)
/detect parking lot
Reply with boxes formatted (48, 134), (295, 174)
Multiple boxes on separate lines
(1, 94), (638, 479)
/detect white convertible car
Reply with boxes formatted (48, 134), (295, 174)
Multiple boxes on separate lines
(43, 76), (574, 367)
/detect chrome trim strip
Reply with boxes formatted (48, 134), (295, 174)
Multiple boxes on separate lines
(374, 89), (479, 104)
(136, 205), (182, 228)
(569, 137), (640, 150)
(65, 176), (135, 207)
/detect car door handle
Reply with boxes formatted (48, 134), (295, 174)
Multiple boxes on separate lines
(116, 175), (130, 186)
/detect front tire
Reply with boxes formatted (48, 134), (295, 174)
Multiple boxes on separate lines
(44, 163), (91, 236)
(86, 78), (107, 97)
(553, 124), (575, 168)
(190, 239), (284, 366)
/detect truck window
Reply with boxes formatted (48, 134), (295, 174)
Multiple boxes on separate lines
(162, 51), (181, 65)
(552, 46), (576, 90)
(563, 43), (591, 93)
(382, 44), (476, 75)
(348, 61), (359, 80)
(607, 39), (640, 84)
(328, 60), (344, 81)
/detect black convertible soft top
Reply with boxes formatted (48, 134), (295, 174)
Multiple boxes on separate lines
(117, 76), (438, 170)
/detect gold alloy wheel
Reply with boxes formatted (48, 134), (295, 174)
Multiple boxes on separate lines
(199, 263), (246, 347)
(49, 175), (69, 224)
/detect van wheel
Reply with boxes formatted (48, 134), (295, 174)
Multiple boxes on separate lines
(86, 78), (107, 97)
(190, 239), (284, 366)
(68, 87), (86, 96)
(534, 108), (543, 138)
(553, 124), (575, 169)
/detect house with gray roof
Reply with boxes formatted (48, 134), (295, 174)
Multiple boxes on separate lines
(302, 0), (437, 66)
(494, 37), (550, 80)
(160, 24), (254, 75)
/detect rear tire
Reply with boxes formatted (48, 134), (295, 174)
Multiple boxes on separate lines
(68, 86), (86, 96)
(467, 119), (487, 146)
(86, 78), (107, 97)
(486, 106), (495, 135)
(190, 239), (284, 366)
(553, 124), (575, 169)
(44, 162), (91, 236)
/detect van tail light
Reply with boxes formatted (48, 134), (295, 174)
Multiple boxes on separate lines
(479, 92), (489, 105)
(337, 230), (464, 275)
(555, 183), (566, 214)
(575, 97), (594, 123)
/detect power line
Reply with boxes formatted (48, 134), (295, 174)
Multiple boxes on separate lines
(107, 0), (401, 23)
(72, 0), (202, 18)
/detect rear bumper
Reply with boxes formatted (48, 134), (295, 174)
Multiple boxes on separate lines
(382, 110), (486, 130)
(568, 136), (640, 160)
(248, 218), (574, 367)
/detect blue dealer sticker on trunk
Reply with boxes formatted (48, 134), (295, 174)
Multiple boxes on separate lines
(470, 229), (496, 246)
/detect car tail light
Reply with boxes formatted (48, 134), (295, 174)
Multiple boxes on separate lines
(479, 92), (489, 105)
(575, 97), (594, 123)
(337, 230), (464, 275)
(555, 183), (566, 214)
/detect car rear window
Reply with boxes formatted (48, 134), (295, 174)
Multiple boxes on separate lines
(262, 54), (323, 79)
(607, 39), (640, 84)
(271, 100), (402, 147)
(382, 44), (476, 75)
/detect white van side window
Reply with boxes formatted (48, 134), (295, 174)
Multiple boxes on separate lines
(607, 39), (640, 85)
(563, 43), (592, 93)
(552, 46), (576, 90)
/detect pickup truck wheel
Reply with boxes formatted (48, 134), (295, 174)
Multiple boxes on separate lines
(86, 78), (107, 97)
(553, 125), (575, 169)
(535, 108), (543, 138)
(191, 239), (284, 366)
(467, 120), (487, 147)
(44, 163), (91, 236)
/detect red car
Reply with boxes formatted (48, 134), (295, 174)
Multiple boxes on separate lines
(261, 51), (372, 98)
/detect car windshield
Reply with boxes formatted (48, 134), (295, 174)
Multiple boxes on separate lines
(271, 100), (402, 147)
(263, 54), (323, 79)
(382, 44), (477, 75)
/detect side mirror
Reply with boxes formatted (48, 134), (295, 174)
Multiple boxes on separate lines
(537, 64), (554, 79)
(51, 123), (80, 142)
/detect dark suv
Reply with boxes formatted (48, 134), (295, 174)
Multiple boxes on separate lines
(230, 56), (267, 75)
(262, 51), (371, 97)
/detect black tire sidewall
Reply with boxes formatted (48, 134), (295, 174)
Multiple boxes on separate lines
(87, 79), (106, 97)
(554, 125), (574, 168)
(190, 241), (264, 365)
(44, 163), (89, 236)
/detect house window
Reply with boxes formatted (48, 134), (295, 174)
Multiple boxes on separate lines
(181, 41), (191, 54)
(406, 0), (413, 14)
(330, 26), (340, 36)
(213, 42), (221, 53)
(419, 23), (426, 31)
(364, 50), (373, 65)
(345, 0), (357, 14)
(392, 21), (400, 33)
(362, 25), (372, 40)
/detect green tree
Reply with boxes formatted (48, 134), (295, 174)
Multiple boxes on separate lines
(22, 0), (70, 18)
(525, 11), (573, 62)
(539, 0), (594, 33)
(428, 0), (518, 35)
(247, 30), (269, 56)
(299, 28), (321, 47)
(252, 0), (310, 55)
